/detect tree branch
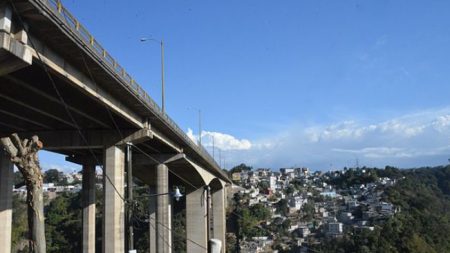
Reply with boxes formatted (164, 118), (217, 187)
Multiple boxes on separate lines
(1, 137), (18, 158)
(11, 133), (26, 156)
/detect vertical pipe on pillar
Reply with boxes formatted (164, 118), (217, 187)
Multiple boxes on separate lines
(168, 197), (173, 252)
(103, 146), (125, 253)
(126, 144), (134, 252)
(156, 163), (170, 253)
(82, 162), (96, 253)
(206, 186), (211, 243)
(212, 187), (226, 251)
(149, 186), (156, 253)
(0, 150), (13, 253)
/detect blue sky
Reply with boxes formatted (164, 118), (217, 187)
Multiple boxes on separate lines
(40, 0), (450, 171)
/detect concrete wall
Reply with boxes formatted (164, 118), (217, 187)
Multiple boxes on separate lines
(103, 146), (125, 253)
(0, 150), (13, 253)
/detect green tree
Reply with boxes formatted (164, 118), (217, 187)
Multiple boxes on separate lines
(229, 163), (252, 175)
(44, 169), (66, 185)
(45, 192), (82, 253)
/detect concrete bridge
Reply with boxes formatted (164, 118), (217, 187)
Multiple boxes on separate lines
(0, 0), (231, 252)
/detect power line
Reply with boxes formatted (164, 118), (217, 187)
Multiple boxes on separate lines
(8, 4), (237, 253)
(7, 0), (127, 202)
(130, 144), (199, 190)
(131, 201), (207, 251)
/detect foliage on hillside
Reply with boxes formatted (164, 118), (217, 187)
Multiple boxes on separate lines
(228, 163), (253, 176)
(315, 165), (450, 253)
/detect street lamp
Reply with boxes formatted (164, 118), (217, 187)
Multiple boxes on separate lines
(140, 37), (166, 114)
(136, 186), (183, 201)
(188, 107), (202, 146)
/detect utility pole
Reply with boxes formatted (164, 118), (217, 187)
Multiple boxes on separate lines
(219, 149), (222, 169)
(198, 109), (202, 146)
(212, 135), (215, 160)
(140, 37), (165, 113)
(160, 39), (165, 114)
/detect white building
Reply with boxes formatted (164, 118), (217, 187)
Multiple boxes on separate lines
(288, 196), (308, 212)
(327, 222), (343, 235)
(269, 176), (277, 190)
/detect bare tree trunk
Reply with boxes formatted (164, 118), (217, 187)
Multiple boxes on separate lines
(1, 133), (46, 253)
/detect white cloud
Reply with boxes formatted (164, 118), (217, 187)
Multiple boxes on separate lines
(214, 107), (450, 170)
(186, 128), (198, 144)
(332, 147), (412, 158)
(186, 128), (252, 151)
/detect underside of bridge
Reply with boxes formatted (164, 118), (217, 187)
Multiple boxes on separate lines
(0, 1), (230, 252)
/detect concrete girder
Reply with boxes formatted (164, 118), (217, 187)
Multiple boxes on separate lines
(27, 35), (144, 128)
(132, 154), (221, 191)
(3, 75), (111, 128)
(0, 92), (78, 128)
(0, 2), (32, 75)
(0, 107), (52, 129)
(0, 120), (25, 131)
(0, 31), (32, 76)
(151, 128), (183, 153)
(7, 128), (152, 151)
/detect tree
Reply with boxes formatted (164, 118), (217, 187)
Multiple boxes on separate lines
(229, 163), (253, 175)
(12, 195), (28, 252)
(1, 134), (46, 253)
(275, 199), (289, 216)
(300, 202), (315, 222)
(257, 181), (270, 192)
(44, 169), (65, 184)
(45, 192), (82, 252)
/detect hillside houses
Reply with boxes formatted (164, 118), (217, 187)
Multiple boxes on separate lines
(230, 167), (400, 252)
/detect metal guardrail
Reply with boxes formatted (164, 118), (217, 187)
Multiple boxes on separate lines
(42, 0), (224, 175)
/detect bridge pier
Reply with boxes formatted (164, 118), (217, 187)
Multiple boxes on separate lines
(0, 150), (13, 253)
(212, 187), (227, 250)
(103, 146), (125, 253)
(82, 162), (96, 253)
(156, 163), (171, 253)
(186, 187), (208, 253)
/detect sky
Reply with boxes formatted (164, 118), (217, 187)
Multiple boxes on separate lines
(40, 0), (450, 171)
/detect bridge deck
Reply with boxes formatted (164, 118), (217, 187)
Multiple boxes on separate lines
(1, 0), (230, 183)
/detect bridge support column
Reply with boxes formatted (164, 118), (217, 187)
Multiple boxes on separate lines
(212, 187), (226, 251)
(186, 187), (208, 253)
(156, 163), (171, 253)
(82, 162), (96, 253)
(0, 150), (13, 253)
(149, 186), (156, 253)
(103, 146), (125, 253)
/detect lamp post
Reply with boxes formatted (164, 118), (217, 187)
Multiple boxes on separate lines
(135, 186), (183, 201)
(140, 37), (165, 114)
(187, 107), (202, 146)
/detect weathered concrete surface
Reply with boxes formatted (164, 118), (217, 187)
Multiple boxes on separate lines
(186, 187), (208, 253)
(156, 163), (171, 253)
(0, 150), (13, 253)
(82, 163), (96, 253)
(103, 146), (125, 253)
(149, 186), (157, 253)
(212, 188), (227, 251)
(0, 4), (31, 76)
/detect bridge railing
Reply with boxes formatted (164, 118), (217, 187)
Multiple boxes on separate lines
(41, 0), (223, 173)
